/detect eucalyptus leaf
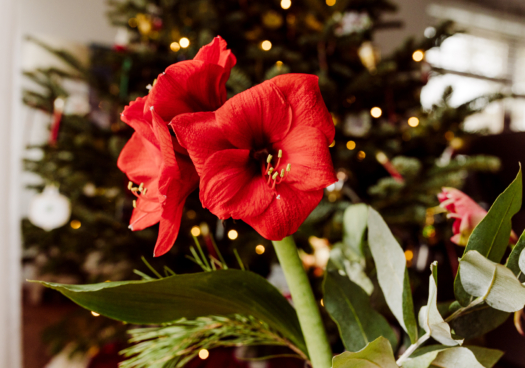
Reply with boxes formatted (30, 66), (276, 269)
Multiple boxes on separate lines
(402, 345), (503, 368)
(343, 203), (369, 257)
(505, 230), (525, 281)
(460, 250), (525, 313)
(328, 246), (373, 295)
(35, 269), (306, 354)
(449, 304), (509, 340)
(455, 167), (522, 306)
(332, 337), (398, 368)
(419, 262), (462, 346)
(323, 270), (397, 352)
(367, 207), (418, 343)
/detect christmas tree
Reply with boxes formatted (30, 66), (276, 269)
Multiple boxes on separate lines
(22, 0), (506, 364)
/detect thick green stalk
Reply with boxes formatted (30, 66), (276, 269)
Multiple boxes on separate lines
(272, 236), (332, 368)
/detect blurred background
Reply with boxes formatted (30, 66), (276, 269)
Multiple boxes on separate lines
(2, 0), (525, 367)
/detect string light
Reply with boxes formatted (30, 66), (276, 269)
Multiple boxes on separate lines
(346, 140), (356, 150)
(281, 0), (292, 9)
(198, 349), (210, 360)
(357, 151), (366, 160)
(408, 117), (419, 127)
(320, 299), (324, 307)
(329, 140), (336, 147)
(404, 249), (414, 262)
(326, 0), (336, 6)
(370, 107), (382, 118)
(70, 220), (81, 229)
(179, 37), (190, 48)
(128, 18), (137, 28)
(228, 229), (238, 240)
(170, 42), (181, 52)
(186, 210), (196, 219)
(261, 40), (272, 51)
(255, 245), (266, 254)
(276, 60), (283, 67)
(412, 50), (424, 62)
(191, 226), (201, 237)
(91, 311), (100, 317)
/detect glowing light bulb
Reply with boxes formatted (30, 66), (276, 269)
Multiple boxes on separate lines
(91, 311), (100, 317)
(179, 37), (190, 48)
(346, 140), (356, 150)
(70, 220), (81, 229)
(404, 249), (414, 262)
(170, 42), (181, 52)
(357, 151), (366, 160)
(408, 117), (419, 127)
(228, 229), (238, 240)
(281, 0), (292, 9)
(255, 245), (265, 254)
(329, 140), (336, 148)
(320, 299), (324, 306)
(412, 50), (424, 62)
(326, 0), (336, 5)
(261, 40), (272, 51)
(370, 107), (382, 118)
(199, 349), (209, 360)
(191, 226), (201, 237)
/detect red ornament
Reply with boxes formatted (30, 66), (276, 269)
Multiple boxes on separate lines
(117, 36), (236, 256)
(171, 74), (337, 240)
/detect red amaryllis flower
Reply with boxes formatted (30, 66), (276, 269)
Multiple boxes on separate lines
(171, 74), (337, 240)
(438, 187), (518, 246)
(117, 36), (236, 256)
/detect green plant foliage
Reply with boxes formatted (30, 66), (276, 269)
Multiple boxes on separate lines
(332, 337), (398, 368)
(418, 262), (462, 346)
(460, 250), (525, 313)
(35, 269), (306, 355)
(367, 207), (418, 343)
(342, 204), (368, 258)
(401, 345), (503, 368)
(323, 270), (397, 352)
(449, 305), (509, 340)
(120, 315), (306, 368)
(454, 167), (522, 306)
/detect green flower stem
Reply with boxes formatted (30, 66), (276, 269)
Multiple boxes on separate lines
(272, 236), (332, 368)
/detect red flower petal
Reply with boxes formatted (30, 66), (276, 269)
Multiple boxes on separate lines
(145, 61), (227, 122)
(121, 97), (158, 149)
(272, 126), (337, 191)
(170, 111), (235, 176)
(117, 133), (161, 185)
(200, 149), (274, 219)
(194, 36), (237, 86)
(129, 198), (162, 231)
(215, 80), (292, 149)
(271, 74), (335, 145)
(154, 200), (185, 257)
(244, 187), (323, 240)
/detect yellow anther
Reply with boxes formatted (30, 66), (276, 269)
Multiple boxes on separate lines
(127, 181), (133, 190)
(138, 183), (144, 192)
(280, 169), (285, 177)
(272, 172), (279, 180)
(268, 167), (274, 176)
(266, 154), (273, 163)
(132, 200), (137, 208)
(131, 187), (138, 193)
(278, 150), (283, 158)
(143, 188), (148, 195)
(286, 163), (291, 172)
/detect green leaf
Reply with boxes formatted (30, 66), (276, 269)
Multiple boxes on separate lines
(323, 270), (397, 352)
(332, 337), (398, 368)
(35, 269), (306, 354)
(449, 304), (509, 339)
(402, 346), (503, 368)
(460, 250), (525, 312)
(367, 207), (418, 343)
(505, 230), (525, 281)
(342, 203), (369, 258)
(418, 262), (463, 346)
(328, 245), (374, 295)
(455, 167), (522, 306)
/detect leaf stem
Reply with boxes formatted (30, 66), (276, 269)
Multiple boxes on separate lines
(272, 236), (332, 368)
(444, 297), (484, 323)
(396, 333), (430, 366)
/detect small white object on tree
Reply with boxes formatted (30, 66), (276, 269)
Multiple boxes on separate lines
(28, 185), (71, 231)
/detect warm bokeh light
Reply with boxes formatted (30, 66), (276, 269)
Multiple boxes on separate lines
(91, 311), (100, 317)
(357, 151), (366, 160)
(346, 140), (356, 150)
(329, 140), (336, 147)
(199, 349), (209, 360)
(170, 42), (181, 52)
(412, 50), (424, 62)
(375, 151), (388, 164)
(408, 117), (419, 127)
(179, 37), (190, 48)
(128, 18), (137, 28)
(281, 0), (292, 9)
(326, 0), (336, 6)
(70, 220), (81, 229)
(261, 40), (272, 51)
(320, 299), (324, 306)
(186, 210), (196, 219)
(405, 249), (414, 261)
(276, 60), (283, 67)
(191, 226), (201, 237)
(228, 229), (238, 240)
(370, 107), (382, 118)
(255, 245), (266, 254)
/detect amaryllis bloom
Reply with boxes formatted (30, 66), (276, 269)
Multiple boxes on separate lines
(117, 36), (236, 256)
(171, 74), (337, 240)
(438, 187), (517, 246)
